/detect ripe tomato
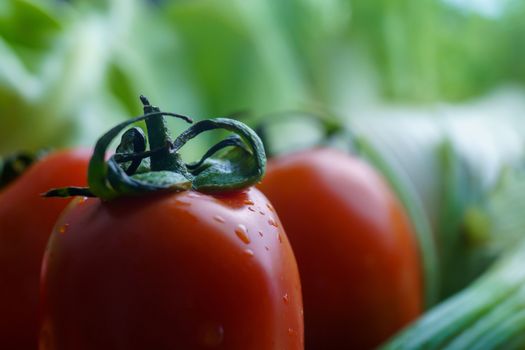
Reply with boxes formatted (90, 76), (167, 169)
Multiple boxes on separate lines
(258, 148), (422, 349)
(40, 188), (303, 349)
(0, 149), (90, 350)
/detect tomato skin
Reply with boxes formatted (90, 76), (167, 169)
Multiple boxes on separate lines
(39, 188), (303, 350)
(0, 149), (90, 350)
(258, 148), (422, 349)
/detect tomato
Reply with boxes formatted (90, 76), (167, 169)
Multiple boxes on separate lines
(39, 188), (303, 349)
(0, 149), (90, 350)
(258, 147), (422, 349)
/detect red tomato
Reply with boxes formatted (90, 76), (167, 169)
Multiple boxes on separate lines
(0, 149), (90, 350)
(39, 188), (303, 349)
(258, 148), (422, 349)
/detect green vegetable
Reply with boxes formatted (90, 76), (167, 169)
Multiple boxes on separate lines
(351, 109), (525, 305)
(382, 183), (525, 349)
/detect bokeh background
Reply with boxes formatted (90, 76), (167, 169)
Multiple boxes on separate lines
(3, 0), (525, 315)
(2, 0), (525, 153)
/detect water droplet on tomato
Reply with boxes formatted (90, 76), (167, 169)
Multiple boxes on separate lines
(248, 207), (256, 212)
(244, 199), (255, 205)
(283, 293), (289, 304)
(288, 328), (294, 336)
(278, 234), (283, 243)
(268, 218), (278, 227)
(235, 224), (250, 244)
(267, 203), (274, 212)
(258, 231), (264, 237)
(188, 192), (201, 198)
(244, 249), (254, 257)
(58, 224), (69, 234)
(259, 210), (265, 215)
(213, 215), (225, 223)
(198, 322), (224, 347)
(265, 246), (270, 251)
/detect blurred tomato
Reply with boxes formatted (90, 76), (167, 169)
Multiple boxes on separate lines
(259, 148), (422, 349)
(0, 149), (90, 350)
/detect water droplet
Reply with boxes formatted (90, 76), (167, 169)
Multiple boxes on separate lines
(268, 218), (278, 227)
(248, 207), (256, 212)
(198, 323), (224, 347)
(278, 234), (283, 243)
(288, 328), (294, 336)
(213, 215), (225, 223)
(267, 203), (274, 212)
(58, 224), (69, 234)
(265, 246), (270, 251)
(235, 224), (250, 244)
(258, 231), (264, 237)
(78, 197), (88, 204)
(259, 210), (265, 215)
(188, 192), (201, 198)
(283, 293), (289, 304)
(244, 199), (255, 205)
(244, 249), (254, 257)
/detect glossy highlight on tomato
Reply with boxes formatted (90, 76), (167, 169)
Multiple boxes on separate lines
(258, 148), (422, 349)
(39, 188), (303, 350)
(0, 149), (90, 350)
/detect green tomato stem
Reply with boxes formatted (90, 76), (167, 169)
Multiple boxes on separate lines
(43, 96), (267, 200)
(140, 95), (184, 172)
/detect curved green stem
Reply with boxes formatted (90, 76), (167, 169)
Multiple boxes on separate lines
(172, 118), (266, 192)
(186, 135), (249, 171)
(252, 110), (344, 157)
(87, 110), (193, 200)
(44, 97), (267, 200)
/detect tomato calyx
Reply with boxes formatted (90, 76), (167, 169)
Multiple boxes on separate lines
(44, 96), (266, 200)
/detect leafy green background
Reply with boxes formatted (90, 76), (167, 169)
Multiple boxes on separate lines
(3, 0), (525, 313)
(1, 0), (525, 153)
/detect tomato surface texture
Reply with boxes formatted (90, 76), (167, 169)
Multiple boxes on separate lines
(0, 149), (90, 350)
(39, 188), (303, 349)
(258, 148), (422, 349)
